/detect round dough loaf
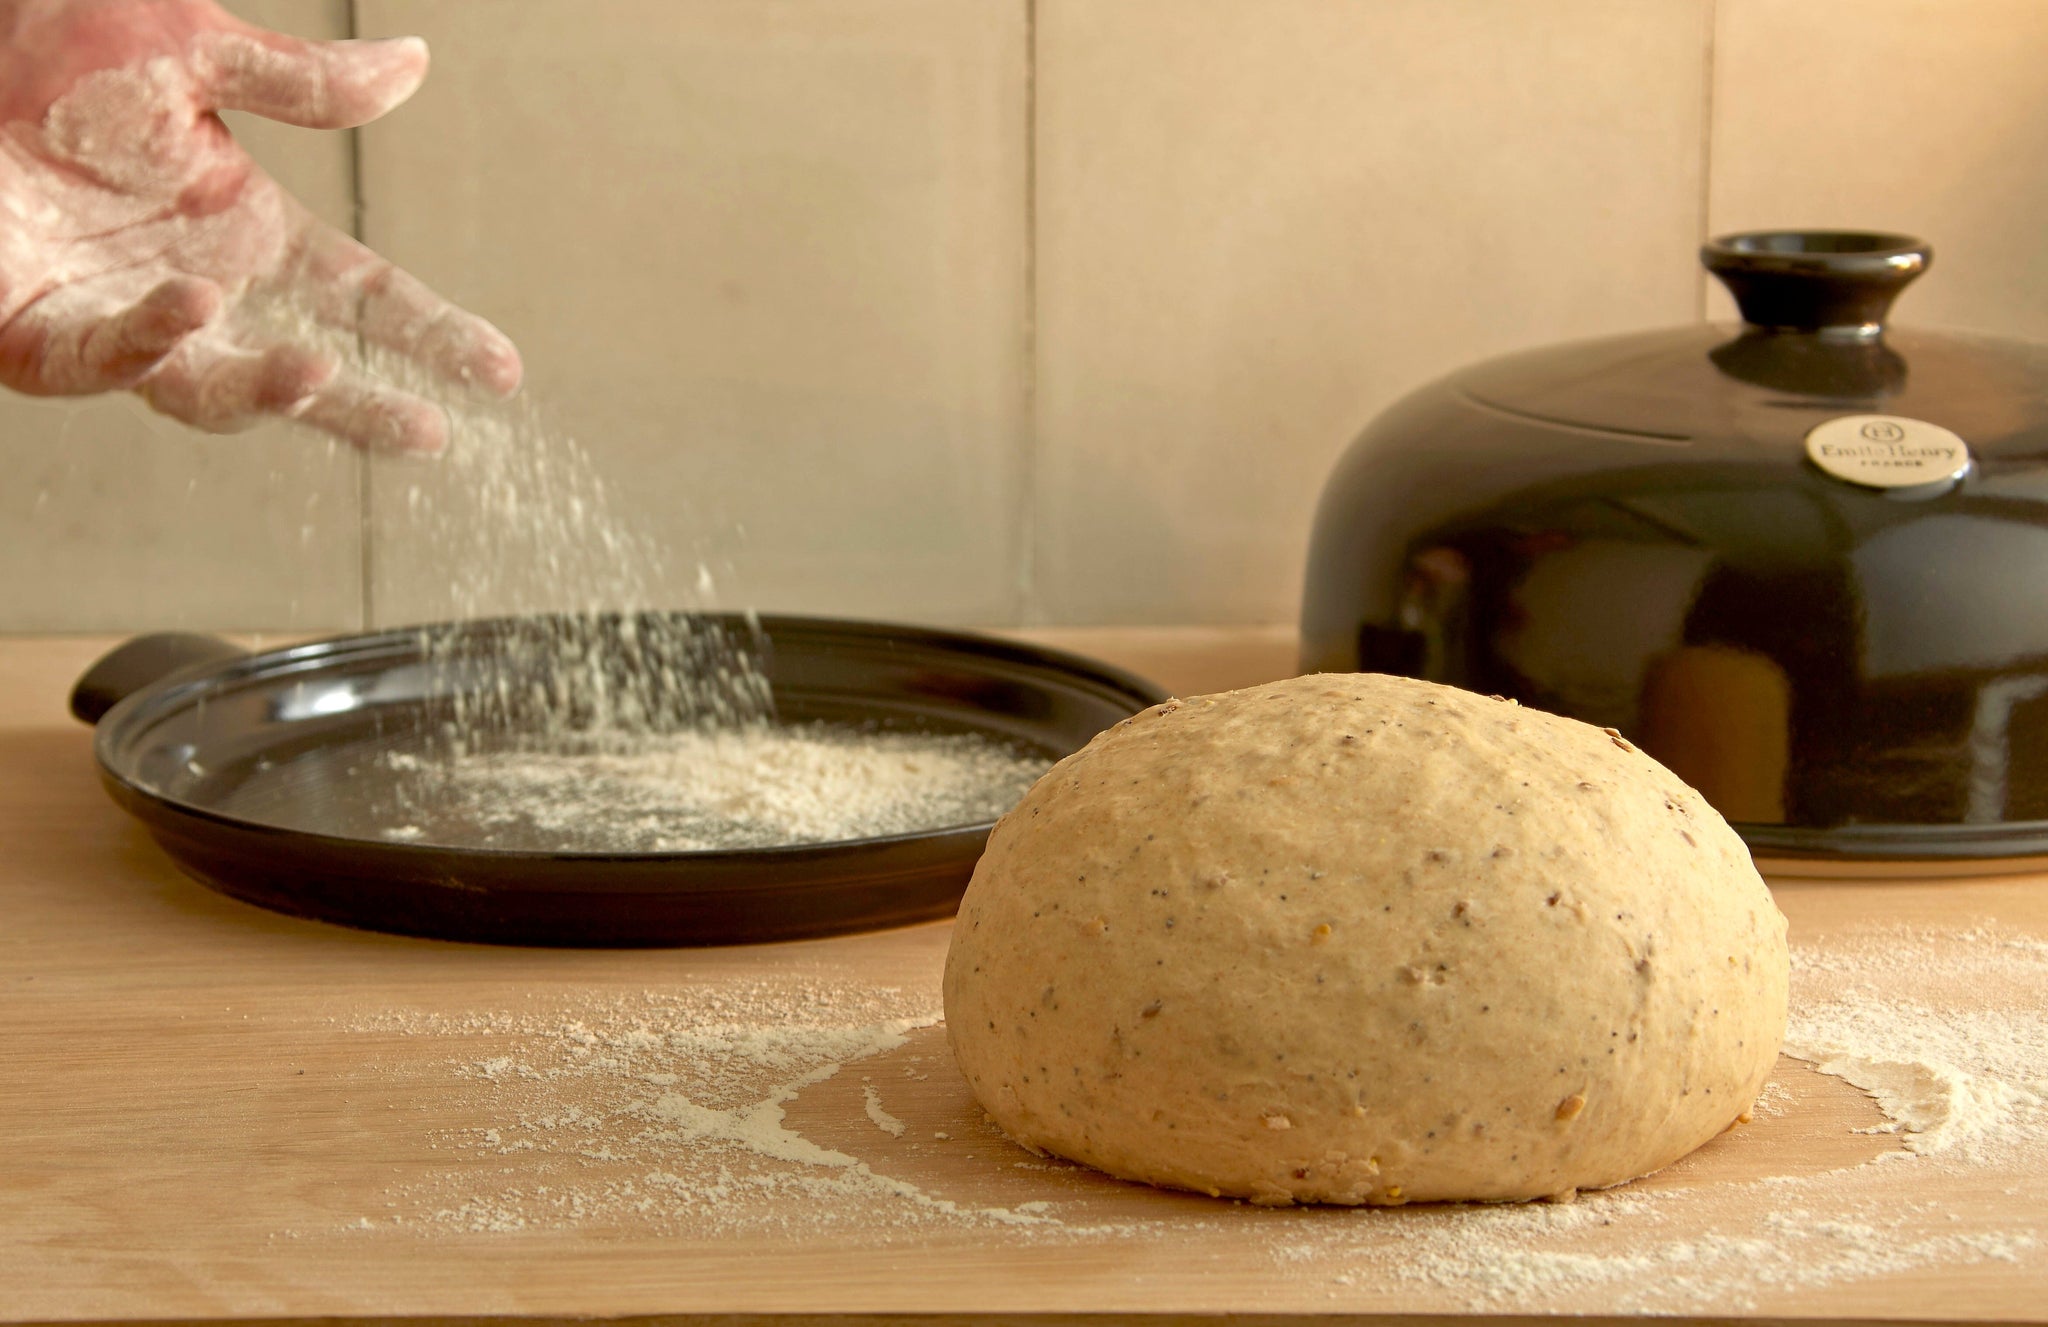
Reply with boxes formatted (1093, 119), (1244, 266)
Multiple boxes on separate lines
(943, 673), (1788, 1206)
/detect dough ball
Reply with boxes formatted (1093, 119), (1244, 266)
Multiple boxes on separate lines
(943, 673), (1788, 1206)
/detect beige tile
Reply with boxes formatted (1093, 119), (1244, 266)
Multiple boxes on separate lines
(1708, 0), (2048, 338)
(1035, 0), (1711, 626)
(354, 1), (1029, 629)
(0, 0), (363, 633)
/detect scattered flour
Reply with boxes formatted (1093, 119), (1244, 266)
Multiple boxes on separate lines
(344, 919), (2048, 1311)
(1785, 999), (2046, 1158)
(350, 980), (1075, 1237)
(1266, 919), (2048, 1310)
(1780, 924), (2048, 1158)
(1747, 1075), (1796, 1119)
(863, 1083), (908, 1138)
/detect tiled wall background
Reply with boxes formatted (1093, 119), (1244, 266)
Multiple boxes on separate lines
(4, 0), (2045, 633)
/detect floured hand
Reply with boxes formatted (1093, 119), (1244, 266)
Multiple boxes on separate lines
(0, 0), (521, 454)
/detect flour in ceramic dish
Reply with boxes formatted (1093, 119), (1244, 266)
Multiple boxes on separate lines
(377, 725), (1049, 851)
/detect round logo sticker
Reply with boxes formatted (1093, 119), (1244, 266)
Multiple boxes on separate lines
(1805, 415), (1971, 489)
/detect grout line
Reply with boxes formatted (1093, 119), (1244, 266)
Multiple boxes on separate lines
(346, 0), (374, 629)
(1016, 0), (1041, 626)
(1695, 0), (1720, 323)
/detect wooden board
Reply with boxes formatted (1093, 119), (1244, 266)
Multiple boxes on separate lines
(4, 633), (2045, 1325)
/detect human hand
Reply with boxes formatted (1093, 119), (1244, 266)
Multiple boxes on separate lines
(0, 0), (521, 454)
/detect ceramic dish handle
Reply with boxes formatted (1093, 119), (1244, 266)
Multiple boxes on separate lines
(70, 633), (250, 724)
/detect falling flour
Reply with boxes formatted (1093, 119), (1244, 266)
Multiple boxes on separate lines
(250, 289), (772, 740)
(254, 293), (1078, 849)
(342, 917), (2048, 1310)
(389, 379), (774, 741)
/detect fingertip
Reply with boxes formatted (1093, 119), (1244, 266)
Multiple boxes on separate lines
(358, 35), (430, 111)
(370, 399), (449, 458)
(436, 317), (522, 397)
(141, 278), (225, 336)
(84, 281), (223, 389)
(385, 35), (431, 69)
(261, 346), (341, 411)
(396, 405), (449, 457)
(312, 399), (444, 456)
(476, 338), (523, 398)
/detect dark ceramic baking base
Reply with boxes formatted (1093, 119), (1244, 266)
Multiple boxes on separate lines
(77, 615), (1167, 947)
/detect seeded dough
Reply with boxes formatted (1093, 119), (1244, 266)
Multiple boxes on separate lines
(943, 674), (1789, 1206)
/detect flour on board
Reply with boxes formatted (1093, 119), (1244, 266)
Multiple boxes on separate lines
(863, 1083), (909, 1139)
(343, 923), (2048, 1311)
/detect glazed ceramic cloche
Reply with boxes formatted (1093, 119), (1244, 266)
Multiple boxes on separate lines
(1302, 231), (2048, 862)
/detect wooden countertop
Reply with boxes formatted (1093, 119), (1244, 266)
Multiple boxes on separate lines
(3, 629), (2044, 1326)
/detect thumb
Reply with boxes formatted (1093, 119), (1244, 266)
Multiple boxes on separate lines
(194, 28), (429, 129)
